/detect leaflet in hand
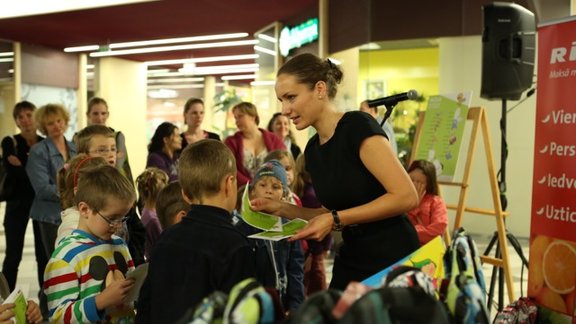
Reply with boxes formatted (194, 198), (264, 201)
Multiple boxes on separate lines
(241, 185), (307, 240)
(125, 263), (149, 303)
(1, 287), (27, 324)
(247, 219), (308, 241)
(240, 184), (283, 231)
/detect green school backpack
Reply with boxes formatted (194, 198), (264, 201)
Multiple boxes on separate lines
(441, 227), (490, 324)
(223, 278), (275, 324)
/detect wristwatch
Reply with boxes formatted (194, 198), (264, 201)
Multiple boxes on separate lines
(331, 210), (344, 231)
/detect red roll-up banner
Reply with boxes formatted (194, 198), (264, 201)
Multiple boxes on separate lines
(529, 17), (576, 322)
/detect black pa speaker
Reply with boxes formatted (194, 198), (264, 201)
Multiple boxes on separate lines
(480, 2), (535, 101)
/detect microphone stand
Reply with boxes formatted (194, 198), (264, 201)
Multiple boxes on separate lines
(380, 103), (395, 127)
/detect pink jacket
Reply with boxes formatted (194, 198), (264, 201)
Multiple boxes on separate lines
(407, 194), (448, 245)
(224, 129), (285, 187)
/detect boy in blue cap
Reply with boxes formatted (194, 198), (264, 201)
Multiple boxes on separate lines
(235, 159), (305, 314)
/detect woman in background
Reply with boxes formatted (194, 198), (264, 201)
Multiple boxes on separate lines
(86, 97), (134, 184)
(224, 102), (285, 187)
(267, 112), (301, 158)
(180, 98), (220, 152)
(26, 103), (77, 318)
(1, 101), (45, 298)
(146, 122), (181, 182)
(26, 103), (77, 260)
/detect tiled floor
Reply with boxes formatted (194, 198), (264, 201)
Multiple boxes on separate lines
(0, 202), (530, 320)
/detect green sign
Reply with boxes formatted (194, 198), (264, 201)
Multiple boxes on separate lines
(414, 92), (471, 182)
(279, 18), (319, 57)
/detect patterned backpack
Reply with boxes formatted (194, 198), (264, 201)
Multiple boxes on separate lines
(440, 227), (489, 324)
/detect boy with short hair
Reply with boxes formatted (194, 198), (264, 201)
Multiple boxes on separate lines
(155, 181), (191, 230)
(136, 140), (256, 323)
(74, 124), (117, 166)
(44, 165), (137, 323)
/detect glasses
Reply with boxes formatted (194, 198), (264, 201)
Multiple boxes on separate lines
(90, 147), (117, 155)
(95, 210), (129, 227)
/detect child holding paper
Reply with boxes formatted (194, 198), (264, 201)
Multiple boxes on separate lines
(0, 291), (42, 324)
(235, 160), (305, 313)
(44, 165), (137, 323)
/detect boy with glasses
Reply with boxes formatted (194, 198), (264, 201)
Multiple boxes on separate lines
(74, 124), (147, 266)
(44, 164), (137, 323)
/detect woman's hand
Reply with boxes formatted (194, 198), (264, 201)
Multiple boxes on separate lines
(26, 300), (43, 324)
(289, 213), (333, 242)
(249, 197), (284, 215)
(0, 303), (15, 324)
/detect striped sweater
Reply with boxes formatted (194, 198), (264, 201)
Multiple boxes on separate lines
(44, 229), (135, 323)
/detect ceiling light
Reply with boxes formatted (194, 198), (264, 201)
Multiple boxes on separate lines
(90, 40), (259, 57)
(257, 34), (277, 43)
(0, 52), (14, 57)
(110, 32), (249, 49)
(148, 71), (195, 78)
(86, 64), (95, 69)
(145, 54), (258, 66)
(64, 45), (100, 53)
(250, 80), (276, 86)
(179, 63), (259, 75)
(221, 74), (257, 81)
(190, 68), (258, 75)
(0, 58), (14, 63)
(254, 46), (276, 56)
(148, 89), (178, 99)
(147, 68), (171, 74)
(148, 77), (205, 83)
(359, 42), (381, 50)
(148, 84), (205, 90)
(0, 0), (157, 19)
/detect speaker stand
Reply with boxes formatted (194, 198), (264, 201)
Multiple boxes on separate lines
(483, 99), (529, 312)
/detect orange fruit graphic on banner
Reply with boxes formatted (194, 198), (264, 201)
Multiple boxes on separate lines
(537, 287), (567, 314)
(528, 235), (552, 295)
(542, 240), (576, 295)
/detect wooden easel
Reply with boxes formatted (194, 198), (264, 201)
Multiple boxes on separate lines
(409, 106), (516, 303)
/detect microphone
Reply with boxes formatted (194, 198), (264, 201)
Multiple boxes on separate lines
(367, 89), (419, 108)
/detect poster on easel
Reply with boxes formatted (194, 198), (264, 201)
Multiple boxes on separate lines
(529, 17), (576, 323)
(413, 92), (472, 182)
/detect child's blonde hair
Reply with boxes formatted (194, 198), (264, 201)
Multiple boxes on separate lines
(75, 124), (115, 154)
(292, 154), (311, 198)
(264, 149), (295, 188)
(136, 167), (169, 206)
(178, 139), (236, 201)
(74, 165), (136, 210)
(156, 181), (190, 229)
(58, 154), (108, 209)
(264, 150), (294, 168)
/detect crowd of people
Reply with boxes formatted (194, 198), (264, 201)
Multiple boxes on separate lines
(0, 53), (448, 323)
